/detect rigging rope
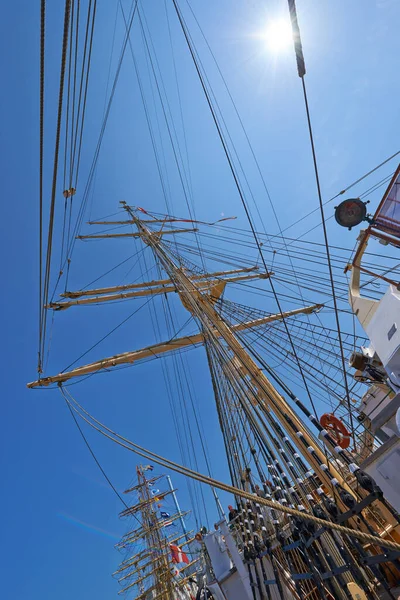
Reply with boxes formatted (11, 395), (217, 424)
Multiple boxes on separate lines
(277, 153), (400, 237)
(120, 2), (174, 219)
(60, 0), (74, 273)
(71, 0), (97, 190)
(60, 386), (400, 553)
(137, 5), (207, 273)
(288, 0), (356, 440)
(59, 0), (139, 281)
(171, 0), (330, 429)
(41, 0), (72, 370)
(38, 0), (46, 374)
(64, 396), (134, 514)
(60, 295), (154, 373)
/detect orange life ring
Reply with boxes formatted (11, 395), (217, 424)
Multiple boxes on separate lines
(320, 413), (351, 449)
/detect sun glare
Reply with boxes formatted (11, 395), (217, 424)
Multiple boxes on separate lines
(264, 19), (293, 53)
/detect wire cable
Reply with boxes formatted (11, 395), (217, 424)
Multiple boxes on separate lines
(65, 396), (133, 513)
(298, 44), (356, 442)
(38, 0), (46, 374)
(171, 0), (329, 425)
(60, 386), (400, 553)
(41, 0), (72, 368)
(61, 0), (139, 278)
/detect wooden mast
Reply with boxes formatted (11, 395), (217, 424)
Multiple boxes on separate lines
(118, 467), (175, 599)
(27, 304), (322, 387)
(46, 271), (270, 310)
(119, 205), (355, 499)
(31, 205), (400, 594)
(28, 205), (352, 494)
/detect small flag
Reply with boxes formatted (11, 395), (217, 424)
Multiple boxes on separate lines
(151, 488), (160, 496)
(160, 511), (170, 519)
(170, 544), (189, 564)
(163, 520), (173, 528)
(142, 465), (154, 472)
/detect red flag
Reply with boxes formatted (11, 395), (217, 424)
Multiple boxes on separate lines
(170, 544), (189, 564)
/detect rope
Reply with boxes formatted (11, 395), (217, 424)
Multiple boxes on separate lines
(60, 0), (139, 278)
(300, 69), (356, 445)
(136, 6), (206, 273)
(38, 0), (46, 374)
(72, 0), (97, 189)
(60, 386), (400, 553)
(275, 151), (400, 237)
(64, 397), (132, 513)
(60, 294), (155, 373)
(287, 0), (356, 442)
(171, 0), (327, 431)
(41, 0), (72, 367)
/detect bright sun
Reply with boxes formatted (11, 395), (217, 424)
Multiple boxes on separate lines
(264, 19), (293, 52)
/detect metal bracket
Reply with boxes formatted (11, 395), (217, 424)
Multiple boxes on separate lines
(337, 492), (380, 523)
(320, 565), (349, 580)
(304, 527), (326, 547)
(282, 540), (301, 551)
(291, 572), (313, 581)
(362, 550), (400, 567)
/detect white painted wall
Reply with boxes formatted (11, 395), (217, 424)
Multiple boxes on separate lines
(364, 439), (400, 512)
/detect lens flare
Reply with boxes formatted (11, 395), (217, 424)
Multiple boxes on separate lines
(264, 19), (293, 52)
(57, 511), (120, 541)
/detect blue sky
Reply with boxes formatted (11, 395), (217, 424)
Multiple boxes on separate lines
(1, 0), (400, 599)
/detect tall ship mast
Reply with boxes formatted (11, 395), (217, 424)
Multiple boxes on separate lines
(114, 465), (197, 600)
(30, 200), (400, 598)
(32, 1), (400, 599)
